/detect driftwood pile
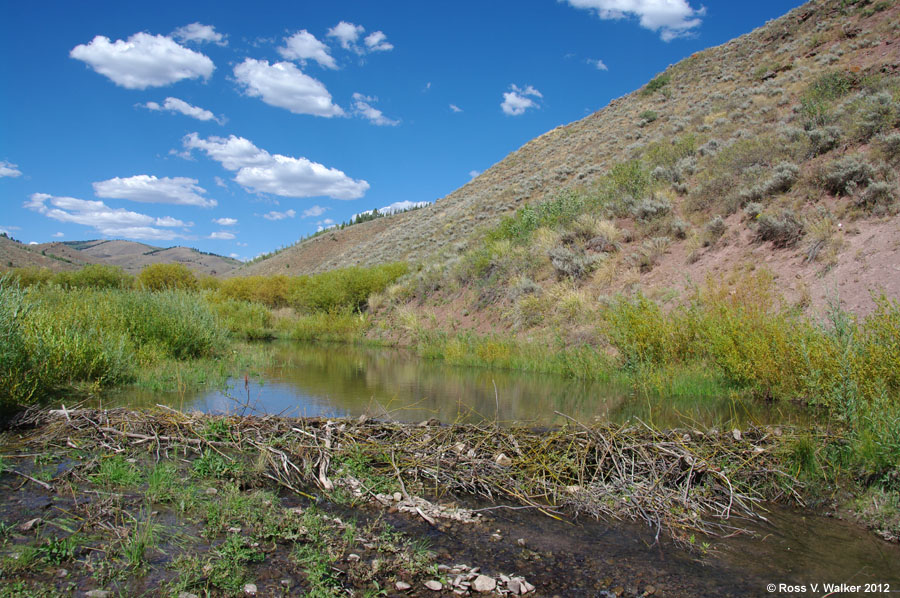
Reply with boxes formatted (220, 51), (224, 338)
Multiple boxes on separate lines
(10, 407), (803, 546)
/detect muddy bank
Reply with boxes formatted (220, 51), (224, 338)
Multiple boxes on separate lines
(0, 409), (898, 597)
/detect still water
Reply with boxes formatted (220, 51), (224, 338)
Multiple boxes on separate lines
(107, 341), (804, 428)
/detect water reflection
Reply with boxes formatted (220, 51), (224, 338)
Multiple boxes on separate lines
(106, 341), (805, 428)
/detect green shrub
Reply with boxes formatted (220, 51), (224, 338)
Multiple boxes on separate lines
(755, 210), (804, 247)
(799, 71), (854, 127)
(56, 264), (133, 289)
(210, 297), (274, 340)
(642, 73), (671, 96)
(822, 156), (875, 196)
(291, 263), (408, 313)
(291, 310), (369, 343)
(138, 263), (199, 291)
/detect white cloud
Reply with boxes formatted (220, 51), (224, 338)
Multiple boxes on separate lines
(0, 161), (22, 178)
(501, 84), (542, 116)
(363, 31), (393, 52)
(352, 93), (399, 126)
(279, 30), (336, 69)
(214, 176), (228, 189)
(52, 232), (64, 238)
(183, 133), (369, 200)
(469, 170), (481, 179)
(450, 104), (463, 113)
(233, 58), (343, 117)
(229, 252), (240, 258)
(316, 218), (336, 232)
(70, 32), (214, 89)
(379, 200), (428, 214)
(213, 217), (238, 226)
(327, 22), (392, 54)
(303, 205), (326, 218)
(172, 23), (226, 46)
(564, 0), (704, 41)
(327, 21), (364, 50)
(209, 231), (236, 239)
(143, 96), (223, 123)
(93, 175), (216, 208)
(262, 209), (296, 221)
(25, 193), (187, 241)
(590, 58), (609, 70)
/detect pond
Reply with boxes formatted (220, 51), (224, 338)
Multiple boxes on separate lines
(106, 341), (806, 429)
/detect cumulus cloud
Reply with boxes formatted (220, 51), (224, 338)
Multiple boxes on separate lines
(25, 193), (187, 241)
(214, 176), (228, 189)
(316, 218), (336, 232)
(0, 161), (22, 178)
(364, 31), (393, 52)
(469, 170), (481, 179)
(70, 32), (214, 89)
(93, 175), (216, 208)
(213, 217), (238, 226)
(327, 21), (364, 50)
(143, 97), (224, 123)
(52, 232), (64, 238)
(279, 30), (336, 69)
(379, 200), (428, 214)
(564, 0), (704, 41)
(302, 205), (326, 218)
(172, 23), (226, 46)
(449, 104), (463, 113)
(233, 58), (343, 117)
(183, 133), (369, 200)
(352, 93), (399, 126)
(590, 58), (609, 70)
(208, 231), (236, 239)
(327, 22), (392, 54)
(262, 209), (296, 221)
(501, 84), (542, 116)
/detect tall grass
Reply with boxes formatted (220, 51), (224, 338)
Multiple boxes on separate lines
(0, 277), (227, 409)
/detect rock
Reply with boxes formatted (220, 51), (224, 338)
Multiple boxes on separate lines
(243, 583), (257, 595)
(205, 487), (218, 495)
(508, 579), (522, 594)
(522, 580), (535, 593)
(86, 592), (110, 598)
(396, 581), (412, 591)
(517, 538), (527, 547)
(178, 593), (199, 598)
(473, 575), (497, 593)
(393, 492), (403, 502)
(425, 580), (443, 591)
(347, 553), (360, 562)
(565, 485), (581, 494)
(644, 585), (657, 595)
(732, 429), (742, 441)
(18, 518), (41, 532)
(495, 453), (512, 466)
(227, 527), (242, 533)
(56, 569), (68, 578)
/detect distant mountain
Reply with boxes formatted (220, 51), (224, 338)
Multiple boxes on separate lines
(1, 236), (240, 276)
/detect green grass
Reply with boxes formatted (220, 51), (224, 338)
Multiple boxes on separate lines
(91, 455), (142, 488)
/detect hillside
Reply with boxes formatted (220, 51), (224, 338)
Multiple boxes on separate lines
(1, 237), (241, 276)
(240, 0), (900, 316)
(0, 235), (85, 271)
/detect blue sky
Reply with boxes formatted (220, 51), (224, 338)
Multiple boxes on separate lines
(1, 0), (805, 260)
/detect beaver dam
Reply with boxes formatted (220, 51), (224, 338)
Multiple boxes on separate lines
(1, 408), (898, 597)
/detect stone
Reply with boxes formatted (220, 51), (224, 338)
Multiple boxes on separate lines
(86, 592), (111, 598)
(227, 527), (242, 533)
(347, 553), (360, 562)
(178, 593), (199, 598)
(522, 581), (535, 593)
(243, 583), (257, 595)
(393, 492), (403, 502)
(473, 575), (497, 593)
(644, 585), (657, 595)
(517, 538), (527, 547)
(425, 580), (443, 591)
(508, 579), (522, 594)
(732, 428), (742, 441)
(205, 487), (218, 495)
(56, 569), (68, 578)
(395, 581), (412, 591)
(495, 453), (512, 466)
